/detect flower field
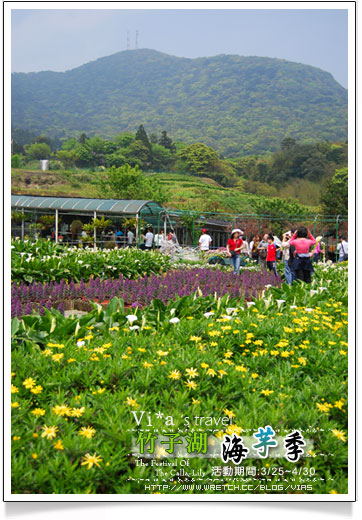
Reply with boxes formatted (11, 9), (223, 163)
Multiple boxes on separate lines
(10, 253), (349, 495)
(11, 239), (172, 283)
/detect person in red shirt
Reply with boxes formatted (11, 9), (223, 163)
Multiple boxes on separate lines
(226, 229), (243, 275)
(266, 234), (278, 276)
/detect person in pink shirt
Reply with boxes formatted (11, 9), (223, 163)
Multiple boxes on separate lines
(289, 227), (316, 283)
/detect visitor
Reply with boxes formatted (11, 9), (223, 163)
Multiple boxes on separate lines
(281, 231), (294, 285)
(144, 227), (154, 250)
(249, 234), (261, 261)
(266, 234), (278, 276)
(310, 237), (323, 263)
(115, 228), (124, 248)
(127, 228), (135, 247)
(167, 231), (178, 244)
(289, 227), (317, 283)
(337, 236), (348, 262)
(154, 229), (165, 248)
(199, 228), (212, 251)
(226, 229), (243, 275)
(257, 233), (269, 269)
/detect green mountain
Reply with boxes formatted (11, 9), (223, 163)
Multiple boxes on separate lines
(12, 49), (347, 156)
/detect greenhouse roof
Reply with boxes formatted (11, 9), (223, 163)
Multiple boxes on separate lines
(11, 195), (164, 215)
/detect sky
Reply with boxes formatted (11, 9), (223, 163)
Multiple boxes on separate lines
(11, 7), (348, 87)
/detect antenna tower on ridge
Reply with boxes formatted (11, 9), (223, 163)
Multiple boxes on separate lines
(135, 30), (139, 49)
(126, 31), (130, 50)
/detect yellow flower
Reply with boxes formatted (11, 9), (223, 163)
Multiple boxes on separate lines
(201, 362), (209, 368)
(218, 369), (227, 378)
(190, 336), (201, 342)
(81, 453), (103, 469)
(125, 397), (139, 408)
(143, 361), (153, 369)
(251, 373), (259, 379)
(31, 408), (46, 416)
(70, 407), (85, 417)
(334, 399), (345, 410)
(184, 379), (197, 390)
(41, 425), (59, 440)
(67, 358), (76, 363)
(168, 370), (181, 380)
(12, 436), (21, 441)
(235, 365), (247, 372)
(210, 341), (218, 346)
(33, 433), (38, 438)
(185, 367), (199, 378)
(157, 350), (168, 356)
(78, 426), (96, 439)
(226, 424), (243, 436)
(191, 397), (200, 405)
(316, 402), (330, 413)
(30, 385), (43, 394)
(329, 490), (338, 494)
(53, 439), (64, 450)
(260, 389), (274, 396)
(52, 404), (72, 416)
(339, 350), (347, 355)
(52, 353), (64, 362)
(206, 368), (217, 377)
(298, 357), (307, 366)
(23, 377), (36, 389)
(223, 409), (236, 419)
(331, 429), (347, 442)
(11, 402), (20, 408)
(32, 453), (38, 459)
(224, 351), (233, 358)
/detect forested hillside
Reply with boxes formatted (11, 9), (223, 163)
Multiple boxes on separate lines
(12, 49), (347, 156)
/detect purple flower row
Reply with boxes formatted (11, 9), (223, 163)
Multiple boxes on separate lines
(11, 268), (281, 318)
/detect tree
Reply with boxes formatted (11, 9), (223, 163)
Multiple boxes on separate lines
(25, 142), (51, 161)
(252, 197), (309, 236)
(178, 143), (220, 174)
(56, 149), (76, 168)
(150, 144), (173, 171)
(158, 130), (175, 152)
(281, 137), (297, 150)
(135, 125), (152, 153)
(99, 164), (168, 204)
(320, 167), (348, 217)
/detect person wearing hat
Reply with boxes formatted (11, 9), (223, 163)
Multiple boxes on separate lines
(199, 228), (212, 251)
(226, 229), (243, 275)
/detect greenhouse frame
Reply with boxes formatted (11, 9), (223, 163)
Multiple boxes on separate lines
(11, 195), (166, 247)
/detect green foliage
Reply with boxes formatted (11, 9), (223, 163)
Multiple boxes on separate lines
(70, 220), (83, 235)
(320, 167), (348, 218)
(178, 143), (220, 174)
(83, 217), (112, 234)
(11, 238), (172, 282)
(252, 197), (309, 235)
(25, 142), (51, 161)
(99, 164), (168, 204)
(39, 215), (59, 229)
(11, 50), (347, 156)
(11, 154), (22, 168)
(10, 263), (348, 494)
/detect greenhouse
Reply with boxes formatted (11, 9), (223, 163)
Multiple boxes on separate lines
(11, 195), (166, 247)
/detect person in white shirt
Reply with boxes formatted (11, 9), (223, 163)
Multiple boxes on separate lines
(337, 237), (348, 262)
(199, 229), (212, 251)
(144, 227), (154, 250)
(154, 230), (164, 248)
(127, 229), (134, 247)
